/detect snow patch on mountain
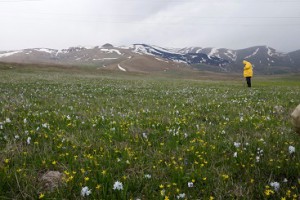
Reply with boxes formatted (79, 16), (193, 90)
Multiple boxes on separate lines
(173, 59), (188, 64)
(118, 45), (131, 50)
(93, 58), (118, 61)
(133, 45), (150, 55)
(34, 48), (56, 54)
(133, 44), (162, 56)
(101, 49), (122, 55)
(133, 44), (183, 57)
(224, 50), (237, 61)
(118, 64), (126, 71)
(196, 48), (203, 53)
(245, 48), (259, 59)
(208, 48), (219, 57)
(151, 45), (179, 54)
(155, 57), (168, 62)
(266, 46), (285, 57)
(0, 51), (22, 58)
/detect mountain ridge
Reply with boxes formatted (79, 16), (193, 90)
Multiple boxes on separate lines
(0, 44), (299, 74)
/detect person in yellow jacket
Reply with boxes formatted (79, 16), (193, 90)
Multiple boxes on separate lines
(243, 60), (253, 87)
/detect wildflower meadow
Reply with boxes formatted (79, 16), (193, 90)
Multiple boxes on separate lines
(0, 65), (300, 199)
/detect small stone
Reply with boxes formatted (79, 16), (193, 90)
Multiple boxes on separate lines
(40, 171), (63, 191)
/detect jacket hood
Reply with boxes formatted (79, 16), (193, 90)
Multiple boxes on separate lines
(243, 60), (247, 64)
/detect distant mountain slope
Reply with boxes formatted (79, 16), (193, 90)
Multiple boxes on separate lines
(178, 45), (299, 74)
(0, 44), (299, 74)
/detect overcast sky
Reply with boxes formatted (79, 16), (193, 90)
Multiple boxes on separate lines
(0, 0), (299, 52)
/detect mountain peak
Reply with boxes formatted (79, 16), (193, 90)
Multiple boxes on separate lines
(102, 43), (114, 48)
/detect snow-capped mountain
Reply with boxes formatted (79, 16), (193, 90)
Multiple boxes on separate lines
(132, 44), (229, 67)
(0, 44), (299, 74)
(177, 45), (299, 73)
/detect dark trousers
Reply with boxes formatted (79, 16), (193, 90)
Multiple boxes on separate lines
(246, 77), (251, 87)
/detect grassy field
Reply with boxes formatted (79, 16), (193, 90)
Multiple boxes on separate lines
(0, 64), (300, 199)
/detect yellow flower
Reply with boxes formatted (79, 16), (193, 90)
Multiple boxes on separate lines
(164, 196), (169, 200)
(101, 170), (107, 175)
(52, 160), (57, 165)
(38, 193), (45, 199)
(222, 174), (229, 180)
(264, 189), (274, 196)
(209, 196), (214, 200)
(84, 177), (89, 181)
(96, 184), (101, 190)
(4, 159), (9, 164)
(159, 184), (164, 189)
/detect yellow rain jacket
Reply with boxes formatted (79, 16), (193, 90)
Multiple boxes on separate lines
(243, 60), (253, 77)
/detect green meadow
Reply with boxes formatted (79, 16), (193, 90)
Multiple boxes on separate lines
(0, 64), (300, 199)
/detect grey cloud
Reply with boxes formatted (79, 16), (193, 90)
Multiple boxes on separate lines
(0, 0), (299, 52)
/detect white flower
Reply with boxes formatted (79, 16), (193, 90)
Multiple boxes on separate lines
(289, 146), (295, 154)
(0, 123), (3, 129)
(187, 182), (193, 188)
(144, 174), (151, 179)
(142, 132), (148, 139)
(14, 135), (20, 139)
(283, 178), (288, 183)
(42, 123), (49, 129)
(257, 149), (264, 155)
(6, 118), (11, 123)
(270, 181), (280, 191)
(81, 186), (92, 197)
(23, 118), (27, 124)
(234, 142), (241, 148)
(177, 193), (186, 199)
(233, 152), (238, 157)
(240, 116), (243, 122)
(256, 156), (260, 162)
(27, 137), (31, 145)
(113, 181), (123, 190)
